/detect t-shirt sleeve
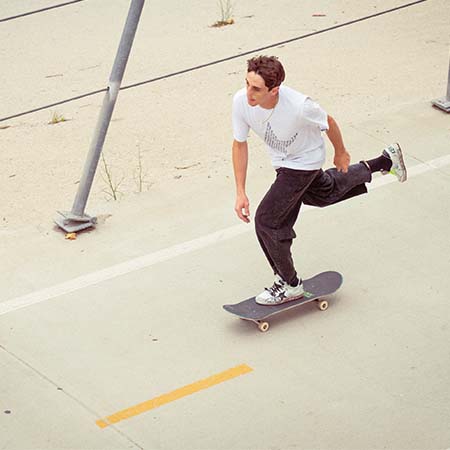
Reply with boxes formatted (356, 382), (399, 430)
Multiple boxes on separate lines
(301, 97), (329, 131)
(232, 93), (250, 142)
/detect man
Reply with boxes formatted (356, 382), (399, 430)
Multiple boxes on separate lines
(232, 55), (406, 306)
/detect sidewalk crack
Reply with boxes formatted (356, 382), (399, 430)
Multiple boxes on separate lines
(0, 344), (144, 450)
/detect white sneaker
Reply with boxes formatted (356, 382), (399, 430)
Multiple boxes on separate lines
(381, 143), (407, 182)
(255, 275), (304, 305)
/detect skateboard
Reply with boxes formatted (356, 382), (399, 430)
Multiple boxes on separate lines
(223, 271), (343, 332)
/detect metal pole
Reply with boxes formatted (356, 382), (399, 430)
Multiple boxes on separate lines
(431, 52), (450, 113)
(55, 0), (145, 233)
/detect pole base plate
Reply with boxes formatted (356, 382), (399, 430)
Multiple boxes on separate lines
(431, 97), (450, 113)
(54, 211), (97, 233)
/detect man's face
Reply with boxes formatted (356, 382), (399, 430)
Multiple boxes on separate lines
(246, 71), (278, 107)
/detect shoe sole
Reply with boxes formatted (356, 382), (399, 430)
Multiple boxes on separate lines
(394, 142), (407, 182)
(383, 143), (407, 182)
(255, 293), (305, 306)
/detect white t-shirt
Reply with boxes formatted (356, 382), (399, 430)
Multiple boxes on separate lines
(232, 85), (329, 170)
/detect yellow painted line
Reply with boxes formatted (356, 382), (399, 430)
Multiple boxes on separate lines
(96, 364), (253, 428)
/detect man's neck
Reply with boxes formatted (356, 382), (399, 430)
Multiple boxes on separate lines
(260, 95), (279, 110)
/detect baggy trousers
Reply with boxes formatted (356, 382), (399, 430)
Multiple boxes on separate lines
(254, 162), (372, 285)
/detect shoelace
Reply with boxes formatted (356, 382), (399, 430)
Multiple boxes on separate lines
(265, 281), (286, 298)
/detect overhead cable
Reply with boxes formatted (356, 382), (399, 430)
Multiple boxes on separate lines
(0, 0), (429, 123)
(0, 0), (86, 23)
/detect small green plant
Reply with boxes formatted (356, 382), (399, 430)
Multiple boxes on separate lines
(100, 153), (123, 201)
(133, 144), (150, 192)
(48, 111), (67, 124)
(212, 0), (234, 27)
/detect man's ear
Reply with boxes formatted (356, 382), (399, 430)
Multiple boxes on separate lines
(270, 86), (280, 97)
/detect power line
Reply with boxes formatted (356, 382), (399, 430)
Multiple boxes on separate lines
(0, 0), (429, 123)
(0, 0), (86, 23)
(122, 0), (429, 91)
(0, 89), (107, 123)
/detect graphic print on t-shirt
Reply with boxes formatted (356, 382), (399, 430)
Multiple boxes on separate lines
(264, 122), (298, 155)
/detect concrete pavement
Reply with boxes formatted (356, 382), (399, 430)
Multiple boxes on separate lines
(1, 0), (450, 449)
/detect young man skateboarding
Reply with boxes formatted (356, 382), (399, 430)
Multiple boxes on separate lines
(232, 55), (406, 306)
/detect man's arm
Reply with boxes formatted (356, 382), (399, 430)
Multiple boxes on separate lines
(232, 139), (251, 223)
(326, 115), (350, 173)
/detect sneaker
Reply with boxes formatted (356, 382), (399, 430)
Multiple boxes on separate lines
(255, 274), (283, 305)
(381, 143), (407, 182)
(255, 275), (304, 305)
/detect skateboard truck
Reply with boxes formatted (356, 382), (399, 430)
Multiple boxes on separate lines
(54, 210), (97, 233)
(253, 298), (329, 332)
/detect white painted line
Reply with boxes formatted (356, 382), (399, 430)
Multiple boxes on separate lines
(0, 223), (249, 316)
(1, 154), (449, 316)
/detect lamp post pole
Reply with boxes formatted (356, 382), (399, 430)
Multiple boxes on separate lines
(55, 0), (145, 232)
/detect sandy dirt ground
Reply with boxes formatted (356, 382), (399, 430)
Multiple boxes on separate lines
(1, 0), (448, 232)
(1, 1), (450, 449)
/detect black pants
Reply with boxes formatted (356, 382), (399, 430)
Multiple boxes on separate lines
(254, 162), (372, 285)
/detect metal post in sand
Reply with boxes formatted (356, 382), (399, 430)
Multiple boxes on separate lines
(432, 52), (450, 113)
(55, 0), (145, 233)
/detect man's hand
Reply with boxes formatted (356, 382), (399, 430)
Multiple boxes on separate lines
(235, 194), (250, 223)
(334, 150), (351, 173)
(326, 116), (350, 173)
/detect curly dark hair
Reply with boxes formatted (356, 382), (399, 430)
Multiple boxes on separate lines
(247, 56), (285, 91)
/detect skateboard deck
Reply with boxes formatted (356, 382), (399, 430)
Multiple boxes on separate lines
(223, 271), (343, 332)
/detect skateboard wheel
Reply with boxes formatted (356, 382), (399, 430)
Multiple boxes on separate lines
(317, 300), (328, 311)
(258, 322), (270, 332)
